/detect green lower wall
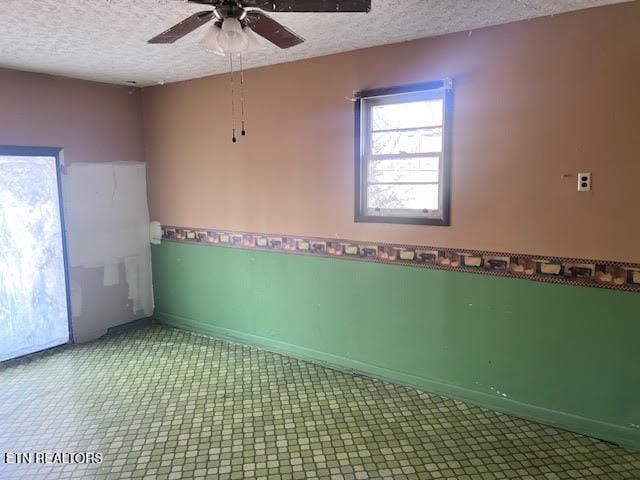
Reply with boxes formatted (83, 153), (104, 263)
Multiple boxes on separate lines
(152, 241), (640, 450)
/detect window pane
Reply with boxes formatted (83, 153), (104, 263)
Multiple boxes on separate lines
(371, 99), (443, 130)
(368, 157), (439, 183)
(367, 184), (439, 211)
(371, 128), (442, 155)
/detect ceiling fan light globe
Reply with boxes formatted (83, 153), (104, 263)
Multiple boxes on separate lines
(199, 24), (225, 56)
(219, 18), (249, 53)
(218, 35), (248, 53)
(242, 26), (266, 53)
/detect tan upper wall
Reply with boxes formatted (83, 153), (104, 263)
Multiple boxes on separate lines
(142, 2), (640, 263)
(0, 68), (144, 164)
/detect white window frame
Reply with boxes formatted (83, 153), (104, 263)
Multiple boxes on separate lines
(354, 80), (452, 226)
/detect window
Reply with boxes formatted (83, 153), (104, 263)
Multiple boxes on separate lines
(354, 80), (452, 225)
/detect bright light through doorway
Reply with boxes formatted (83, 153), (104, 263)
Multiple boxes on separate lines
(0, 153), (70, 362)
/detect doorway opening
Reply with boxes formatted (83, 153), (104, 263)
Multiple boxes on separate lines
(0, 146), (72, 362)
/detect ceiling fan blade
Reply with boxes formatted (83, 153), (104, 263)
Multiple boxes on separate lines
(242, 0), (371, 12)
(187, 0), (223, 5)
(148, 11), (215, 44)
(244, 11), (305, 49)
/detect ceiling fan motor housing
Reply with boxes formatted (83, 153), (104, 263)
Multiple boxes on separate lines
(216, 3), (246, 20)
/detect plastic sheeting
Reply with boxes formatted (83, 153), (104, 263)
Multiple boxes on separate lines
(0, 155), (70, 361)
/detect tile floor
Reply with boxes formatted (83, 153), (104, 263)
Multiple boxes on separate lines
(0, 325), (638, 480)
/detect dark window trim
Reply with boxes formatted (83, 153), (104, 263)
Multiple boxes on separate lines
(0, 145), (74, 344)
(354, 81), (452, 226)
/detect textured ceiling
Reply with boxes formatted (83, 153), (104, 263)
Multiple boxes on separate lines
(0, 0), (630, 86)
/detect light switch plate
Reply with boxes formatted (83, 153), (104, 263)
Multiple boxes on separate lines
(578, 172), (591, 191)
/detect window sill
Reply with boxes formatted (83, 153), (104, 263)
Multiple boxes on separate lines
(354, 215), (450, 226)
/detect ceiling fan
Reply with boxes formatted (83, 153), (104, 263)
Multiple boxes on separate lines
(149, 1), (371, 143)
(148, 1), (372, 51)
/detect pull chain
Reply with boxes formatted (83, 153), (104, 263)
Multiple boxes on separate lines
(229, 55), (237, 143)
(239, 53), (246, 136)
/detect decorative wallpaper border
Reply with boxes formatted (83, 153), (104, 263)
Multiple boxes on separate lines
(161, 225), (640, 293)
